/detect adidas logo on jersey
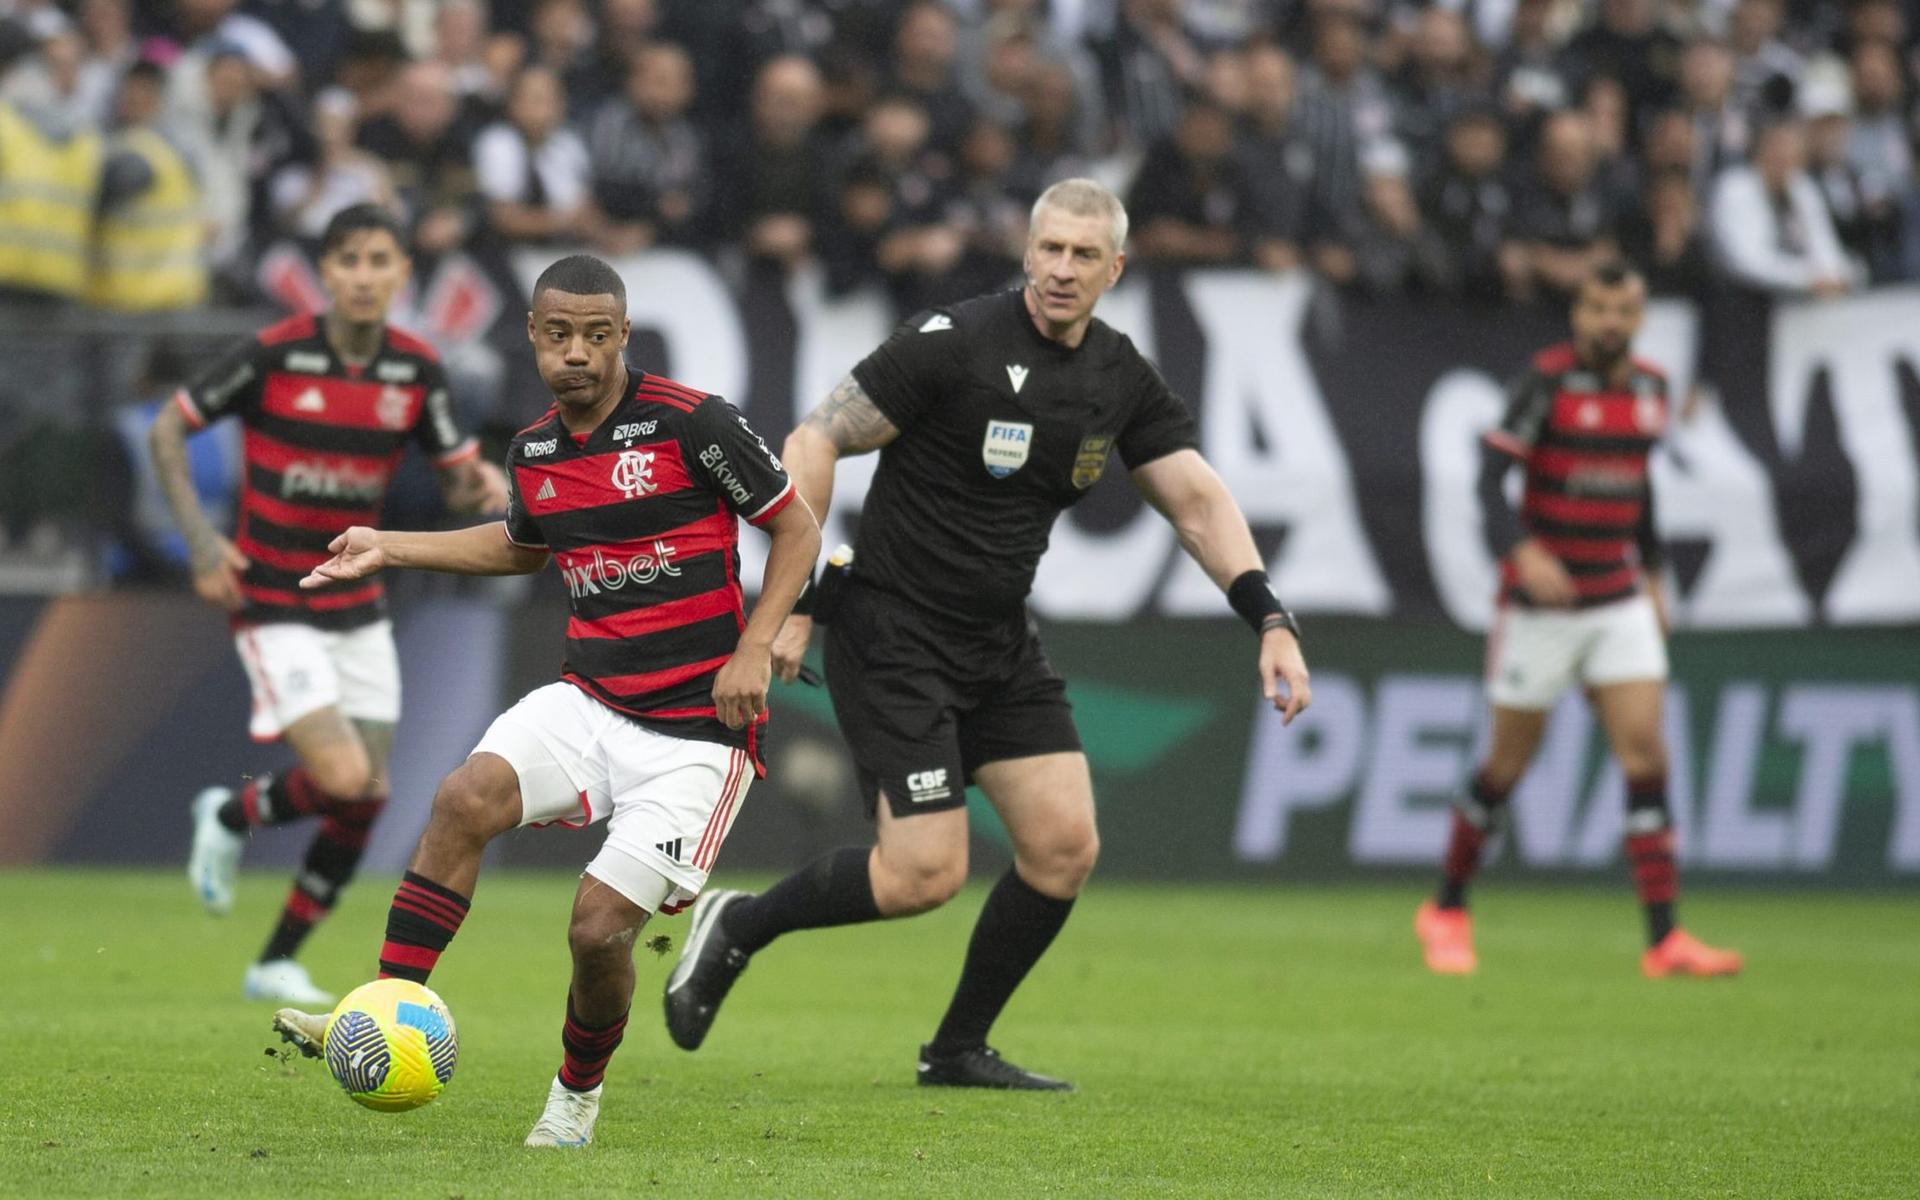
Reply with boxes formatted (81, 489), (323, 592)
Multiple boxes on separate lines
(535, 479), (556, 502)
(293, 388), (325, 412)
(919, 314), (953, 332)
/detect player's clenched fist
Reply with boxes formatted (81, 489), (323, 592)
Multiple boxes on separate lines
(712, 640), (773, 729)
(301, 526), (387, 588)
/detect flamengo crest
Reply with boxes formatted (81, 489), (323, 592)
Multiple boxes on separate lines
(612, 449), (658, 498)
(981, 420), (1033, 479)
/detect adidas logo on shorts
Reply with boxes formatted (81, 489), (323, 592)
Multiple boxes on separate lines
(656, 839), (683, 862)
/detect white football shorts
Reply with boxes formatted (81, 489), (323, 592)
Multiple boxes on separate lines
(233, 619), (401, 741)
(472, 682), (753, 914)
(1485, 593), (1668, 711)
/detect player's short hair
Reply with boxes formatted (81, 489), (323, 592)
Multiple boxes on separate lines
(1030, 178), (1129, 253)
(1584, 259), (1643, 292)
(319, 202), (406, 258)
(532, 254), (628, 311)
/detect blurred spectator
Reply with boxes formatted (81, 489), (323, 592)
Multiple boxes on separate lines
(1622, 167), (1713, 297)
(1390, 6), (1488, 178)
(474, 64), (594, 247)
(1093, 0), (1206, 148)
(1320, 139), (1452, 295)
(815, 40), (880, 143)
(1562, 0), (1680, 112)
(0, 0), (69, 43)
(1008, 58), (1097, 200)
(1203, 45), (1250, 117)
(180, 44), (307, 274)
(1802, 70), (1901, 281)
(1643, 107), (1699, 179)
(526, 0), (598, 118)
(331, 28), (410, 124)
(269, 88), (395, 242)
(1423, 106), (1517, 301)
(1846, 42), (1910, 204)
(1494, 0), (1571, 128)
(1239, 43), (1315, 274)
(588, 41), (712, 254)
(1296, 12), (1399, 225)
(75, 0), (135, 86)
(1677, 38), (1752, 193)
(940, 116), (1029, 295)
(1728, 0), (1802, 112)
(574, 0), (663, 115)
(1582, 75), (1642, 213)
(890, 1), (975, 156)
(959, 0), (1105, 145)
(860, 92), (963, 307)
(432, 0), (507, 103)
(250, 0), (353, 87)
(717, 54), (830, 272)
(163, 0), (296, 100)
(1710, 117), (1858, 296)
(0, 28), (103, 128)
(1833, 0), (1906, 56)
(92, 60), (208, 314)
(357, 61), (483, 256)
(1505, 109), (1621, 301)
(1128, 97), (1253, 266)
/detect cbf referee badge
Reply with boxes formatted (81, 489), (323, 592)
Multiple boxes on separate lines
(1070, 435), (1112, 489)
(982, 419), (1034, 478)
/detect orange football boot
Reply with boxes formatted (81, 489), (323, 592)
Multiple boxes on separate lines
(1415, 900), (1477, 974)
(1641, 929), (1743, 978)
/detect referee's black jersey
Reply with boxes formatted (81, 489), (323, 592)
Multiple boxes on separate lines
(849, 288), (1198, 626)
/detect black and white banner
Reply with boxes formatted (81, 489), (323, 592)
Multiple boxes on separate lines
(264, 241), (1920, 629)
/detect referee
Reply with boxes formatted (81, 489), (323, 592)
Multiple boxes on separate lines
(665, 179), (1310, 1090)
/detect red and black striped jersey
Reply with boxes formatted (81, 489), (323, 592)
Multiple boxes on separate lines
(1486, 343), (1668, 609)
(176, 314), (479, 630)
(504, 369), (795, 768)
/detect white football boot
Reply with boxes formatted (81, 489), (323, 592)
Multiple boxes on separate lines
(524, 1075), (601, 1148)
(245, 959), (335, 1007)
(187, 786), (244, 915)
(271, 1007), (331, 1059)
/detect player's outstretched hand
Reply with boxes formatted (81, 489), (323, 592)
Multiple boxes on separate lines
(770, 614), (813, 684)
(714, 640), (773, 729)
(1260, 628), (1311, 725)
(300, 526), (387, 589)
(190, 535), (250, 613)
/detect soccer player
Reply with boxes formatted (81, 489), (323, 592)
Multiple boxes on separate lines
(270, 255), (821, 1147)
(663, 178), (1311, 1090)
(1413, 262), (1742, 979)
(153, 203), (507, 1007)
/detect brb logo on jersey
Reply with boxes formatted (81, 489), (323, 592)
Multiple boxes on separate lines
(981, 420), (1033, 479)
(611, 449), (658, 498)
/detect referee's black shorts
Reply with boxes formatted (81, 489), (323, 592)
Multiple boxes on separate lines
(822, 581), (1082, 820)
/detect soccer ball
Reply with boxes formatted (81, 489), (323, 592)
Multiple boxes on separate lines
(323, 978), (458, 1112)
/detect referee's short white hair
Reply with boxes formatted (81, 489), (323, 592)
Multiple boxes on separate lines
(1029, 178), (1129, 252)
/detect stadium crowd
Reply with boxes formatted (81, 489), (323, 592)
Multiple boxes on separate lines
(1, 0), (1917, 569)
(2, 0), (1917, 314)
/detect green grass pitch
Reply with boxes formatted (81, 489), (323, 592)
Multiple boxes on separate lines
(2, 869), (1914, 1198)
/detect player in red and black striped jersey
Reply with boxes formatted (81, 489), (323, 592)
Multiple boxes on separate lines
(153, 205), (507, 1008)
(1415, 263), (1742, 980)
(267, 256), (820, 1148)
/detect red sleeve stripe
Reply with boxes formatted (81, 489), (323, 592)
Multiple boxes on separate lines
(746, 481), (797, 526)
(1483, 430), (1528, 460)
(643, 375), (706, 403)
(173, 388), (207, 430)
(515, 406), (559, 438)
(244, 490), (378, 532)
(241, 581), (383, 611)
(384, 325), (440, 361)
(258, 313), (318, 346)
(638, 388), (698, 413)
(565, 586), (739, 641)
(434, 439), (481, 468)
(590, 653), (734, 697)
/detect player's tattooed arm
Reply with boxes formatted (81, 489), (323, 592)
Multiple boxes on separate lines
(147, 398), (249, 610)
(800, 374), (900, 456)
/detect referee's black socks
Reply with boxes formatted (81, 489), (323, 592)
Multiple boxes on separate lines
(722, 846), (881, 953)
(928, 868), (1074, 1056)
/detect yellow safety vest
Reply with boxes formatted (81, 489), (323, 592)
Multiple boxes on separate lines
(0, 101), (101, 298)
(88, 127), (207, 311)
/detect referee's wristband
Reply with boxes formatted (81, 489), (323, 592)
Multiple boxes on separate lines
(791, 572), (818, 616)
(1227, 569), (1298, 641)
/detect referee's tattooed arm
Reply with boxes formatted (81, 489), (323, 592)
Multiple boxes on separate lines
(768, 375), (901, 681)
